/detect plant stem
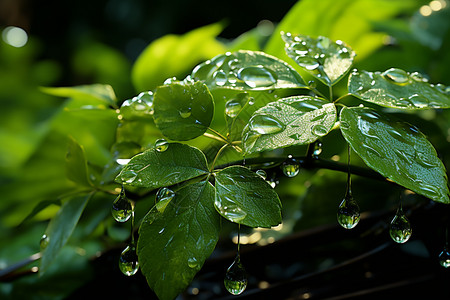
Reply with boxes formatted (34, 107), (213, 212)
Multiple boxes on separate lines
(207, 127), (229, 143)
(203, 132), (228, 143)
(210, 144), (230, 172)
(329, 85), (333, 102)
(334, 93), (351, 104)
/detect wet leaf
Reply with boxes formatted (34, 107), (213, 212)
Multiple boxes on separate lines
(242, 96), (336, 154)
(41, 84), (117, 107)
(191, 50), (306, 90)
(115, 143), (209, 188)
(215, 166), (282, 227)
(40, 194), (91, 274)
(153, 80), (214, 141)
(348, 68), (450, 109)
(340, 106), (449, 203)
(138, 181), (220, 300)
(283, 33), (356, 86)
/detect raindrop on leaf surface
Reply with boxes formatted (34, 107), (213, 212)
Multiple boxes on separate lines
(438, 248), (450, 268)
(249, 114), (285, 135)
(188, 257), (199, 269)
(119, 244), (139, 276)
(179, 107), (192, 118)
(382, 68), (409, 85)
(389, 206), (412, 243)
(337, 193), (360, 229)
(213, 70), (228, 86)
(224, 255), (247, 295)
(155, 187), (175, 213)
(40, 234), (49, 250)
(238, 66), (277, 88)
(111, 187), (132, 223)
(225, 99), (242, 118)
(296, 56), (319, 70)
(120, 169), (138, 184)
(155, 139), (169, 152)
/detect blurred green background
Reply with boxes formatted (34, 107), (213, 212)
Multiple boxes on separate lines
(1, 0), (449, 299)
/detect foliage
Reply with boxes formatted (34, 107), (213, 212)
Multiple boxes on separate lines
(1, 0), (450, 300)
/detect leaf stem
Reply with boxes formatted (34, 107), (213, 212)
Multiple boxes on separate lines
(329, 85), (333, 102)
(203, 132), (228, 143)
(334, 93), (351, 104)
(210, 144), (230, 172)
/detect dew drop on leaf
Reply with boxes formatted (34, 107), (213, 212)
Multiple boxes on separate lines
(382, 68), (409, 85)
(389, 205), (412, 243)
(249, 114), (285, 135)
(224, 255), (247, 295)
(111, 187), (132, 223)
(187, 257), (199, 269)
(337, 192), (360, 229)
(295, 56), (319, 70)
(179, 107), (192, 118)
(255, 169), (267, 180)
(438, 247), (450, 268)
(155, 139), (169, 152)
(120, 169), (138, 184)
(311, 124), (328, 137)
(213, 70), (228, 86)
(119, 244), (139, 276)
(155, 187), (175, 213)
(40, 234), (49, 250)
(225, 99), (242, 118)
(238, 66), (277, 88)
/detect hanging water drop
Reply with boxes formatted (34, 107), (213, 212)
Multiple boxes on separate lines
(119, 244), (139, 276)
(438, 247), (450, 268)
(389, 204), (412, 243)
(255, 169), (267, 180)
(281, 159), (300, 178)
(382, 68), (409, 85)
(225, 99), (242, 118)
(313, 141), (323, 158)
(111, 186), (132, 223)
(249, 114), (285, 135)
(224, 255), (247, 295)
(155, 187), (175, 213)
(155, 139), (169, 152)
(40, 234), (49, 250)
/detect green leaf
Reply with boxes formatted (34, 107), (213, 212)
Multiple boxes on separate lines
(348, 68), (450, 109)
(282, 33), (356, 86)
(340, 106), (449, 203)
(132, 23), (226, 91)
(138, 181), (220, 300)
(115, 143), (209, 188)
(242, 96), (337, 154)
(214, 166), (282, 227)
(41, 84), (117, 107)
(66, 137), (92, 187)
(153, 80), (214, 141)
(191, 50), (306, 90)
(40, 194), (91, 274)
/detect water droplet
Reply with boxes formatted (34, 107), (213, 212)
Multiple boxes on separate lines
(227, 72), (238, 84)
(40, 234), (49, 250)
(282, 159), (300, 178)
(410, 72), (427, 82)
(438, 247), (450, 268)
(249, 115), (285, 135)
(214, 197), (247, 223)
(243, 131), (260, 151)
(311, 124), (328, 137)
(337, 193), (360, 229)
(382, 68), (409, 85)
(313, 142), (323, 157)
(296, 56), (319, 70)
(228, 59), (239, 70)
(111, 187), (132, 222)
(188, 257), (199, 269)
(155, 139), (169, 152)
(389, 206), (412, 243)
(340, 121), (350, 130)
(224, 255), (247, 295)
(308, 80), (317, 88)
(179, 107), (192, 118)
(291, 42), (309, 56)
(415, 152), (439, 168)
(120, 169), (138, 184)
(255, 169), (267, 180)
(119, 244), (139, 276)
(213, 70), (228, 86)
(156, 187), (175, 213)
(163, 77), (177, 85)
(408, 94), (429, 108)
(225, 99), (242, 118)
(238, 66), (277, 88)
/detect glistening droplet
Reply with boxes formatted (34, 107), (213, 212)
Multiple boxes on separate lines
(313, 141), (323, 158)
(438, 247), (450, 268)
(40, 234), (49, 250)
(224, 255), (247, 295)
(111, 187), (132, 223)
(382, 68), (409, 85)
(119, 244), (139, 276)
(213, 70), (228, 86)
(156, 187), (175, 213)
(225, 99), (242, 118)
(238, 66), (277, 88)
(188, 257), (199, 269)
(282, 159), (300, 178)
(155, 139), (169, 152)
(296, 56), (319, 70)
(337, 193), (360, 229)
(179, 107), (192, 118)
(120, 169), (138, 184)
(312, 124), (328, 137)
(249, 115), (285, 135)
(389, 205), (412, 243)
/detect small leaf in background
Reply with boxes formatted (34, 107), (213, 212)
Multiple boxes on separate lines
(283, 33), (356, 86)
(115, 143), (209, 188)
(242, 96), (337, 154)
(348, 68), (450, 109)
(340, 106), (449, 204)
(214, 166), (282, 227)
(65, 137), (92, 187)
(132, 23), (226, 91)
(138, 181), (220, 300)
(41, 84), (117, 107)
(191, 50), (306, 90)
(40, 194), (91, 274)
(153, 80), (214, 141)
